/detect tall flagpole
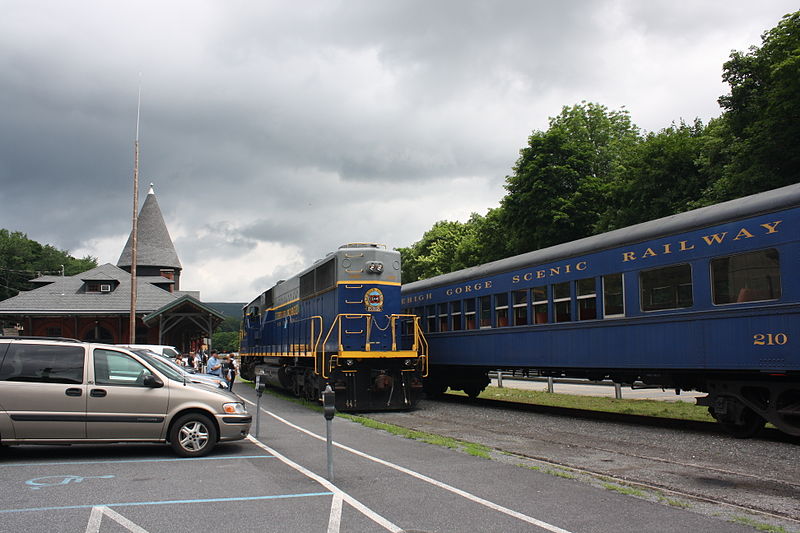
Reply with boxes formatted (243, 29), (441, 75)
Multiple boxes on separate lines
(129, 78), (141, 343)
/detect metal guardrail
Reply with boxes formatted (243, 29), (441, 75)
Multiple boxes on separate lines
(488, 371), (666, 400)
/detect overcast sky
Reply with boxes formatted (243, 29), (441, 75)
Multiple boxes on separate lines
(0, 1), (795, 302)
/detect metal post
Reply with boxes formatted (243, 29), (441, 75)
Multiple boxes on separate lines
(614, 382), (622, 400)
(326, 418), (334, 482)
(323, 385), (335, 482)
(254, 376), (265, 439)
(496, 370), (503, 388)
(547, 376), (554, 393)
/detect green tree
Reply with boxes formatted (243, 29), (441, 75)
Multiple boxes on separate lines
(702, 11), (800, 202)
(212, 331), (239, 352)
(597, 120), (709, 231)
(0, 229), (97, 301)
(398, 220), (475, 283)
(501, 102), (640, 254)
(453, 208), (511, 268)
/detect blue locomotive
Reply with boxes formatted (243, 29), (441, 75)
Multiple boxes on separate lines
(239, 244), (427, 410)
(401, 184), (800, 437)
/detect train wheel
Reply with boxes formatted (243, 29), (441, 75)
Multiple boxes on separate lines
(713, 405), (766, 439)
(423, 380), (447, 397)
(463, 385), (481, 399)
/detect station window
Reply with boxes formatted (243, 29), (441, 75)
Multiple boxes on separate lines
(640, 264), (693, 312)
(438, 304), (449, 332)
(512, 289), (528, 326)
(480, 295), (492, 328)
(532, 285), (548, 324)
(451, 301), (463, 331)
(711, 248), (781, 305)
(577, 278), (597, 320)
(495, 293), (509, 327)
(603, 273), (625, 317)
(465, 299), (477, 329)
(426, 305), (437, 332)
(553, 282), (572, 322)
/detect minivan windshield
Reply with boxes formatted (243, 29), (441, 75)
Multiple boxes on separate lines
(133, 350), (185, 383)
(162, 347), (180, 358)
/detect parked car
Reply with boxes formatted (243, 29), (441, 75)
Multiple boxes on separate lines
(127, 348), (228, 390)
(0, 337), (251, 456)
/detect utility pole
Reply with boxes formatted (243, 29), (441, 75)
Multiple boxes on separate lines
(129, 78), (141, 344)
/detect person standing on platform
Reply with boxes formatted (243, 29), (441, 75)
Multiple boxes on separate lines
(223, 353), (238, 392)
(206, 350), (222, 377)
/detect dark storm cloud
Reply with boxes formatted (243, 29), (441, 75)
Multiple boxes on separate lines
(0, 0), (795, 299)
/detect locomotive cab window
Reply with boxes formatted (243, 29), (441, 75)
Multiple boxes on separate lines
(640, 264), (693, 312)
(711, 248), (781, 305)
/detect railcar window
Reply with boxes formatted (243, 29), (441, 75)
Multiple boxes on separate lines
(480, 295), (492, 328)
(513, 290), (528, 326)
(465, 299), (477, 329)
(438, 304), (449, 332)
(640, 264), (693, 311)
(711, 248), (781, 305)
(451, 301), (463, 331)
(495, 293), (509, 327)
(603, 273), (625, 317)
(577, 278), (597, 320)
(426, 305), (436, 332)
(533, 285), (548, 324)
(553, 282), (572, 322)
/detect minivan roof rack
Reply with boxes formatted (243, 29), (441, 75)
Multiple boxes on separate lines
(0, 336), (82, 343)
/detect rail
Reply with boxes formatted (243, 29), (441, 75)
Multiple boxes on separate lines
(319, 314), (428, 378)
(488, 371), (681, 400)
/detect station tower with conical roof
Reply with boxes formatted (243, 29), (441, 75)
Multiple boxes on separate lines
(117, 184), (182, 291)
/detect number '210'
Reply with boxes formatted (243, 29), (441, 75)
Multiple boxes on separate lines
(753, 333), (788, 346)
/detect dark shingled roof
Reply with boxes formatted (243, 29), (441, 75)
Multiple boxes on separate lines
(117, 185), (181, 270)
(0, 263), (181, 314)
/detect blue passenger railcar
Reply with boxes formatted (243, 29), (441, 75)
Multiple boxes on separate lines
(401, 184), (800, 437)
(240, 244), (427, 410)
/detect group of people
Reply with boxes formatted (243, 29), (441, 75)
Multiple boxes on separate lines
(176, 349), (238, 392)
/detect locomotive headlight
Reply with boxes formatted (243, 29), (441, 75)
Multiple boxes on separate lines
(404, 358), (413, 366)
(366, 261), (384, 273)
(346, 359), (355, 366)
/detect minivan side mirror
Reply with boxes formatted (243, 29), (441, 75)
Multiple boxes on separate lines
(143, 374), (164, 388)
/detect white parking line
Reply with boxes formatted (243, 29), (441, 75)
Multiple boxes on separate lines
(244, 398), (573, 533)
(246, 436), (402, 533)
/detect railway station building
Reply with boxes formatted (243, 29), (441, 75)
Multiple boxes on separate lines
(0, 185), (224, 350)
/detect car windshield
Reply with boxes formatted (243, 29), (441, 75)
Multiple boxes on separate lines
(131, 350), (185, 383)
(163, 347), (180, 358)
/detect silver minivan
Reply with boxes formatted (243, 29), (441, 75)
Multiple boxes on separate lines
(0, 337), (251, 456)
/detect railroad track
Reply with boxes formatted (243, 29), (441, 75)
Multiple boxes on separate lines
(367, 394), (800, 530)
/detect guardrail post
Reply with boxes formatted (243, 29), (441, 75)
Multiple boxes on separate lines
(614, 382), (622, 399)
(547, 377), (554, 393)
(497, 370), (504, 388)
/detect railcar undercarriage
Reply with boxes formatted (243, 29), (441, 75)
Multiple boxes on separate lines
(423, 365), (800, 438)
(240, 356), (424, 411)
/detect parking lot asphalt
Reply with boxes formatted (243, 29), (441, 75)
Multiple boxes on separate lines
(0, 381), (757, 533)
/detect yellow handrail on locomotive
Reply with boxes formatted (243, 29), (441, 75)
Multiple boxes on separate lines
(319, 313), (428, 379)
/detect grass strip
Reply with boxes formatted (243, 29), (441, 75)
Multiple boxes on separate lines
(448, 386), (716, 423)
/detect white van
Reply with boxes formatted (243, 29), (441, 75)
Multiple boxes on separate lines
(120, 344), (181, 359)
